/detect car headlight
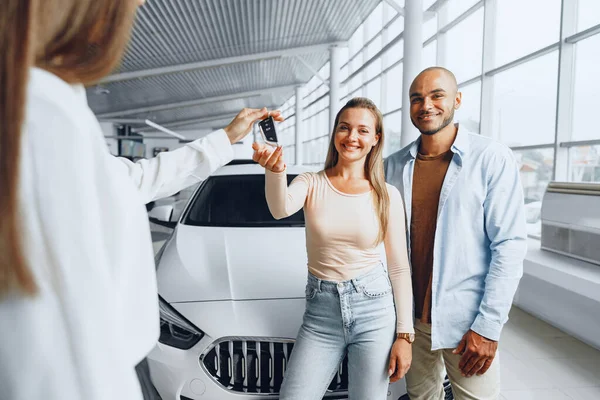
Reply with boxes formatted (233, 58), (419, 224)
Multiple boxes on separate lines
(158, 296), (204, 349)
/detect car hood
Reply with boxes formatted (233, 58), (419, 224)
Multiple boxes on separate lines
(156, 225), (308, 303)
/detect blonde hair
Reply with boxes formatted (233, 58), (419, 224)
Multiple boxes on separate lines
(324, 97), (390, 244)
(0, 0), (138, 296)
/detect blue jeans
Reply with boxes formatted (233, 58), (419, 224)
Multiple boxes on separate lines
(280, 265), (396, 400)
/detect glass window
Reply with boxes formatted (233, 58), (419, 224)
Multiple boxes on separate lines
(387, 16), (404, 43)
(423, 40), (437, 68)
(341, 65), (349, 82)
(285, 145), (296, 165)
(569, 145), (600, 183)
(423, 0), (436, 9)
(319, 109), (330, 136)
(366, 77), (382, 107)
(303, 116), (312, 140)
(383, 2), (395, 25)
(337, 47), (349, 69)
(349, 74), (362, 93)
(491, 51), (559, 146)
(281, 129), (295, 147)
(367, 37), (382, 59)
(306, 76), (318, 93)
(577, 0), (600, 33)
(384, 110), (402, 157)
(350, 56), (363, 78)
(319, 61), (330, 80)
(365, 3), (384, 41)
(457, 80), (481, 133)
(313, 115), (321, 139)
(184, 175), (305, 227)
(445, 0), (480, 22)
(303, 142), (311, 163)
(494, 0), (561, 67)
(384, 62), (403, 113)
(349, 25), (364, 59)
(423, 15), (438, 40)
(318, 85), (328, 101)
(572, 34), (600, 141)
(314, 139), (324, 164)
(512, 148), (554, 238)
(320, 136), (329, 164)
(443, 7), (483, 83)
(383, 39), (404, 69)
(366, 58), (382, 80)
(340, 76), (349, 100)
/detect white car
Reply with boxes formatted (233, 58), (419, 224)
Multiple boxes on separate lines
(147, 160), (445, 400)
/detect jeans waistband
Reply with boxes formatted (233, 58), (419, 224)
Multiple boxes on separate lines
(307, 264), (387, 295)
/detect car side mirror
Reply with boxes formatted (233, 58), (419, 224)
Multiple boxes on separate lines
(148, 205), (176, 228)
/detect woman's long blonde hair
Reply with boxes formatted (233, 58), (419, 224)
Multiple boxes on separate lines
(0, 0), (138, 296)
(324, 97), (390, 244)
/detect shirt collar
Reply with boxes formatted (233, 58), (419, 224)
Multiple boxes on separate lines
(450, 123), (470, 157)
(408, 123), (470, 159)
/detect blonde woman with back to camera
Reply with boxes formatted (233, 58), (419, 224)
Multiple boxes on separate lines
(252, 97), (415, 400)
(0, 0), (283, 399)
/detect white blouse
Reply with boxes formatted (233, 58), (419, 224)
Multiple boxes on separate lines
(0, 68), (233, 400)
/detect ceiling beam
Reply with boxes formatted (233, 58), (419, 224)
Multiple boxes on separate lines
(383, 0), (404, 15)
(426, 0), (450, 12)
(295, 56), (329, 87)
(384, 0), (439, 21)
(102, 42), (346, 84)
(95, 83), (298, 118)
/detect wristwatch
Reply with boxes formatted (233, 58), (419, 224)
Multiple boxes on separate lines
(397, 333), (415, 344)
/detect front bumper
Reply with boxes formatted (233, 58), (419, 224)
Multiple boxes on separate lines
(147, 299), (407, 400)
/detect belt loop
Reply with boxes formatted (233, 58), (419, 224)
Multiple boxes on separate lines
(351, 278), (361, 293)
(317, 278), (322, 292)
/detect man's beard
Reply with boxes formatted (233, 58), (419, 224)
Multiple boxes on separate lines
(412, 109), (455, 136)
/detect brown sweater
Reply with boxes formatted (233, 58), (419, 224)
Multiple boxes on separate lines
(410, 150), (453, 323)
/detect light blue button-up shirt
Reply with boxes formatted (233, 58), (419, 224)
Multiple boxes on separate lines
(385, 125), (528, 350)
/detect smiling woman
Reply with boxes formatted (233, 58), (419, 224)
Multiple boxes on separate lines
(251, 97), (415, 399)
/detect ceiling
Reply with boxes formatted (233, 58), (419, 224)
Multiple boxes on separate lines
(87, 0), (382, 132)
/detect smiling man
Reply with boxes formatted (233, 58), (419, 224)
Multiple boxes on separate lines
(384, 67), (528, 400)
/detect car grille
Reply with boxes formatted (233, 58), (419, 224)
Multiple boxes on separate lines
(201, 338), (349, 395)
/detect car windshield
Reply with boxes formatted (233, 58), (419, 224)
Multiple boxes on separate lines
(182, 174), (305, 227)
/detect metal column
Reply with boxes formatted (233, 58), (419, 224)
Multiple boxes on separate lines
(400, 0), (424, 147)
(329, 45), (344, 131)
(295, 86), (304, 165)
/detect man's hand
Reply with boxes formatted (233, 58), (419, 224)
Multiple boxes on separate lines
(223, 108), (284, 144)
(452, 330), (498, 377)
(388, 338), (412, 382)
